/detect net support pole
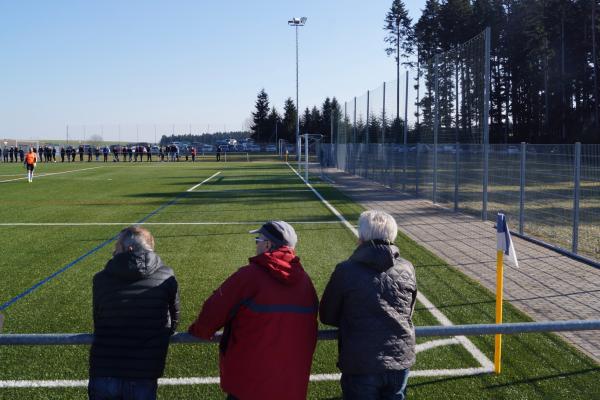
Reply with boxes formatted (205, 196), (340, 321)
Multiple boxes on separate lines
(572, 142), (581, 253)
(366, 90), (370, 177)
(482, 26), (491, 221)
(382, 82), (386, 145)
(403, 70), (409, 192)
(433, 54), (439, 204)
(353, 97), (357, 144)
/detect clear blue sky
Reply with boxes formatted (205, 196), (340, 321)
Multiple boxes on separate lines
(1, 0), (424, 142)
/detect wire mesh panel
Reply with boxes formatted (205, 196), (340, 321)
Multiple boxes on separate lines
(523, 145), (575, 252)
(486, 144), (522, 222)
(322, 27), (599, 262)
(457, 144), (484, 217)
(384, 79), (401, 144)
(577, 144), (600, 259)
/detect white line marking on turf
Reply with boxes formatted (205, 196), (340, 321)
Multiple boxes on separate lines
(416, 338), (460, 353)
(286, 162), (495, 375)
(287, 163), (358, 236)
(0, 221), (345, 227)
(417, 293), (495, 371)
(0, 367), (493, 388)
(187, 171), (221, 192)
(0, 167), (103, 183)
(0, 165), (495, 390)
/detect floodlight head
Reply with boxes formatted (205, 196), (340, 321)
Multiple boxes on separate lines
(288, 17), (307, 26)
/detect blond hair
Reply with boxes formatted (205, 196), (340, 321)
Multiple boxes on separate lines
(114, 225), (155, 254)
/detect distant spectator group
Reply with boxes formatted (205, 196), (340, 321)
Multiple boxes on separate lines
(89, 211), (417, 400)
(1, 145), (192, 164)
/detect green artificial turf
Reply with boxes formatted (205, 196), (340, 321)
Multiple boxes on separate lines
(0, 160), (597, 399)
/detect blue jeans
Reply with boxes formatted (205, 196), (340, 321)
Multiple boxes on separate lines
(341, 369), (410, 400)
(88, 377), (158, 400)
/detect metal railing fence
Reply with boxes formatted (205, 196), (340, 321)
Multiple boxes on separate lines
(2, 320), (599, 346)
(320, 143), (600, 265)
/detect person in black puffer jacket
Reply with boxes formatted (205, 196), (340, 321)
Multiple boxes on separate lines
(320, 210), (417, 400)
(89, 226), (179, 400)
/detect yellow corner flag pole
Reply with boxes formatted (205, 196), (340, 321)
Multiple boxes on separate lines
(494, 249), (504, 374)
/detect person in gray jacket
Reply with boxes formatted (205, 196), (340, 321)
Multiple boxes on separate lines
(89, 226), (179, 400)
(319, 210), (417, 400)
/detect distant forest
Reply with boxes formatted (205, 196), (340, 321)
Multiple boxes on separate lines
(249, 0), (600, 144)
(406, 0), (600, 143)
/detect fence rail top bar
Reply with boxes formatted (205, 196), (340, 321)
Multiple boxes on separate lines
(1, 320), (598, 346)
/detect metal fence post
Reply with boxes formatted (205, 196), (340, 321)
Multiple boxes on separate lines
(482, 26), (491, 221)
(382, 82), (386, 145)
(353, 97), (357, 144)
(519, 142), (526, 235)
(403, 70), (409, 192)
(433, 54), (439, 204)
(366, 90), (370, 178)
(454, 142), (459, 212)
(572, 142), (581, 253)
(416, 143), (420, 196)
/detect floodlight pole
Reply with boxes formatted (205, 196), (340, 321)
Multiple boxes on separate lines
(288, 17), (307, 162)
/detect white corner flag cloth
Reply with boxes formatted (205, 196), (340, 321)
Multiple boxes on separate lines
(496, 213), (519, 268)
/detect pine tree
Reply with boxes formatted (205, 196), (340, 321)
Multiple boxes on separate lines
(331, 97), (342, 143)
(309, 106), (322, 134)
(300, 107), (311, 134)
(320, 97), (332, 140)
(282, 98), (297, 142)
(385, 0), (414, 121)
(251, 89), (270, 142)
(266, 107), (281, 143)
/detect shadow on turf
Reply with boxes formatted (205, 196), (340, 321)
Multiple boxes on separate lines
(483, 367), (600, 389)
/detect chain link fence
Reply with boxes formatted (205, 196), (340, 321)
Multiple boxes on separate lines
(321, 142), (599, 263)
(316, 28), (599, 263)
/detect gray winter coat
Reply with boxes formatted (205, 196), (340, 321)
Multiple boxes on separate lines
(319, 240), (417, 374)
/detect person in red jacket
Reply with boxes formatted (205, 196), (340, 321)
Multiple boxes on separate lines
(188, 220), (318, 400)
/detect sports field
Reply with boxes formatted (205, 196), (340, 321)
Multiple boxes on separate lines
(0, 160), (598, 399)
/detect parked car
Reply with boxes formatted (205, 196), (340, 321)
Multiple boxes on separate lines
(265, 144), (277, 152)
(247, 144), (261, 152)
(202, 144), (214, 152)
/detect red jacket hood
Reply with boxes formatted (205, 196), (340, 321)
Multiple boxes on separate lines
(249, 246), (303, 285)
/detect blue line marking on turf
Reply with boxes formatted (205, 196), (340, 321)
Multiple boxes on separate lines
(0, 190), (194, 312)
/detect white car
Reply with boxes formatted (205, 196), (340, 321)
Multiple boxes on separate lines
(202, 144), (214, 152)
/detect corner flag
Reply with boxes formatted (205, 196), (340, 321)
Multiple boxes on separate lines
(496, 213), (519, 268)
(494, 212), (519, 374)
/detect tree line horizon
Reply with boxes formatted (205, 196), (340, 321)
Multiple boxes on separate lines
(248, 0), (599, 144)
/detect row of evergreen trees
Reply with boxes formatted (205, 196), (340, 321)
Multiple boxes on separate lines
(250, 0), (599, 144)
(250, 89), (343, 143)
(384, 0), (600, 143)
